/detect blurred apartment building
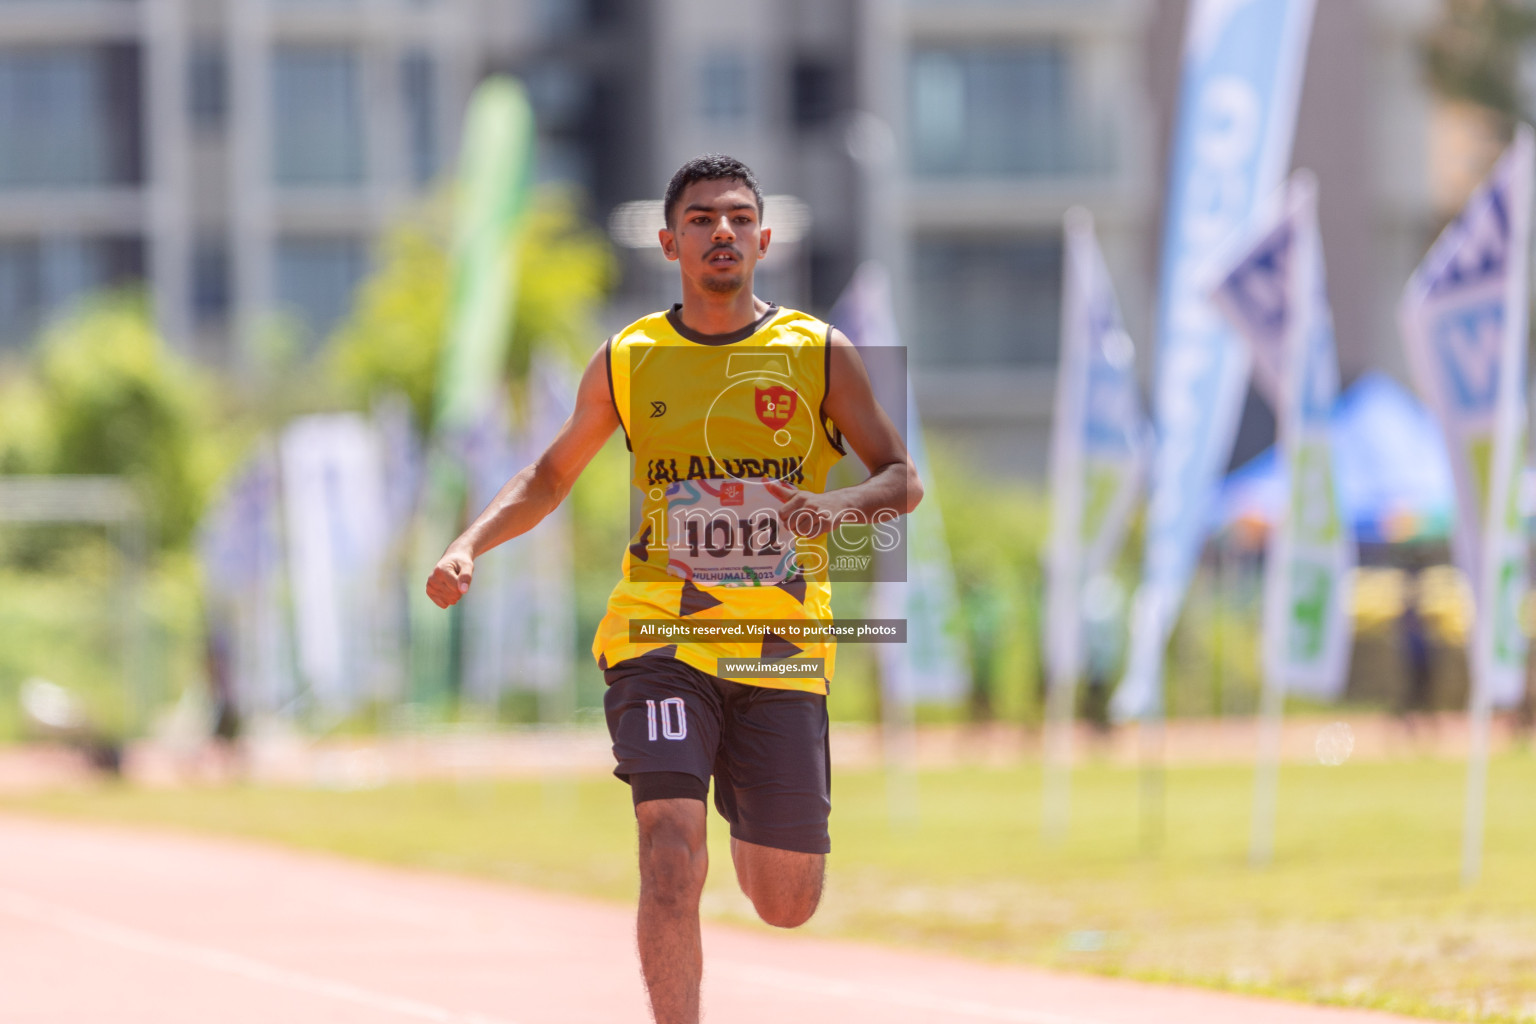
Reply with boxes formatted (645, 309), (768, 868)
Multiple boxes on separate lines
(0, 0), (512, 361)
(606, 0), (1446, 475)
(0, 0), (1450, 477)
(597, 0), (1155, 479)
(891, 0), (1442, 474)
(0, 0), (630, 362)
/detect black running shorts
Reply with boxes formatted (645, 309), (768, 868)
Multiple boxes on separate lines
(602, 653), (831, 855)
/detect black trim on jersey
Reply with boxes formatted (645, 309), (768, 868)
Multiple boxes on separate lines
(820, 324), (848, 456)
(604, 335), (632, 452)
(666, 302), (779, 345)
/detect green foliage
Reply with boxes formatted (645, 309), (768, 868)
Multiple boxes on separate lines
(25, 294), (224, 549)
(1164, 553), (1264, 718)
(0, 183), (617, 731)
(0, 535), (128, 737)
(1425, 0), (1536, 127)
(0, 297), (225, 733)
(505, 191), (618, 376)
(919, 440), (1281, 722)
(0, 545), (201, 741)
(328, 210), (450, 424)
(927, 442), (1053, 722)
(0, 371), (53, 474)
(326, 186), (618, 716)
(568, 434), (637, 710)
(329, 186), (616, 426)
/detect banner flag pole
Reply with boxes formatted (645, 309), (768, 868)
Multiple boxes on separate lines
(1115, 0), (1317, 854)
(1399, 125), (1533, 886)
(1207, 171), (1354, 866)
(831, 262), (972, 827)
(1043, 208), (1147, 843)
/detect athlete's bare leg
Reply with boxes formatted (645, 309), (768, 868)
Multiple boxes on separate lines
(636, 798), (709, 1024)
(730, 837), (824, 928)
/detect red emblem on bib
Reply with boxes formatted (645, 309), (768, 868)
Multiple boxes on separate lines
(720, 481), (744, 506)
(755, 385), (797, 429)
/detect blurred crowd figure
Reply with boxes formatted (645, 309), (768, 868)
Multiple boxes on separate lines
(962, 579), (1006, 723)
(986, 566), (1122, 744)
(201, 608), (245, 781)
(1079, 574), (1125, 742)
(1391, 563), (1536, 747)
(1396, 569), (1435, 737)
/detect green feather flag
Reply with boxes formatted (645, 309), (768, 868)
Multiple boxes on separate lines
(411, 77), (536, 706)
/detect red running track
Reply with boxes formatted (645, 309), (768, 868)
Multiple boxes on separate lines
(0, 814), (1423, 1024)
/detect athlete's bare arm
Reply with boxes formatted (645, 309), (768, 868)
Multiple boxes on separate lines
(778, 327), (922, 538)
(425, 343), (620, 609)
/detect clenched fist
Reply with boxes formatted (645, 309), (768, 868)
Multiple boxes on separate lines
(426, 546), (475, 608)
(777, 491), (844, 539)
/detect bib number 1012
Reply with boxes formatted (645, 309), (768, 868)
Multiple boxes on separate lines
(680, 511), (785, 559)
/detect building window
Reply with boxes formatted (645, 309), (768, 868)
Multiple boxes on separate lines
(192, 238), (229, 327)
(535, 0), (619, 37)
(911, 235), (1062, 368)
(0, 241), (40, 348)
(526, 64), (587, 133)
(700, 55), (748, 126)
(0, 235), (141, 348)
(0, 45), (140, 188)
(271, 47), (365, 187)
(791, 57), (840, 130)
(910, 44), (1092, 178)
(188, 43), (226, 134)
(401, 50), (436, 186)
(275, 237), (365, 346)
(535, 0), (586, 38)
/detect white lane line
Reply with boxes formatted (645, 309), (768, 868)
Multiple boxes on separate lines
(0, 888), (518, 1024)
(710, 960), (1116, 1024)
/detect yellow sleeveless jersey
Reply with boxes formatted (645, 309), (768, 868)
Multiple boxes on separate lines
(592, 303), (847, 694)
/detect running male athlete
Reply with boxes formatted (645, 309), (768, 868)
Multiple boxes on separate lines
(426, 154), (920, 1024)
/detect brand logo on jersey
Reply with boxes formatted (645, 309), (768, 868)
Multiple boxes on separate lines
(650, 401), (667, 418)
(755, 386), (797, 428)
(720, 481), (745, 506)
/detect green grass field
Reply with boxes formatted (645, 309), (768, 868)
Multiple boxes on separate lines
(5, 754), (1536, 1022)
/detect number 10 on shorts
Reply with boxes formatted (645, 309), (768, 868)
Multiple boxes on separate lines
(646, 698), (688, 741)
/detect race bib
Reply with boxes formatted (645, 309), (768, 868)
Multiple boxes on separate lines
(664, 478), (799, 586)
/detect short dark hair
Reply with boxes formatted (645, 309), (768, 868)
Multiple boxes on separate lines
(662, 154), (764, 228)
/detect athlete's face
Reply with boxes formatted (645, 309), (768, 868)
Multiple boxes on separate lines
(659, 178), (770, 295)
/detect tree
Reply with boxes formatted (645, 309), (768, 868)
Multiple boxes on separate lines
(1425, 0), (1536, 130)
(328, 186), (615, 427)
(0, 372), (53, 476)
(33, 294), (221, 548)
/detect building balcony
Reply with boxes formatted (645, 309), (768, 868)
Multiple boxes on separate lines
(0, 2), (141, 45)
(905, 176), (1143, 232)
(0, 186), (144, 234)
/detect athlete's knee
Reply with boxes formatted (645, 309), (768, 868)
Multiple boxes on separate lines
(637, 800), (708, 905)
(751, 882), (821, 928)
(641, 840), (707, 909)
(740, 851), (823, 928)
